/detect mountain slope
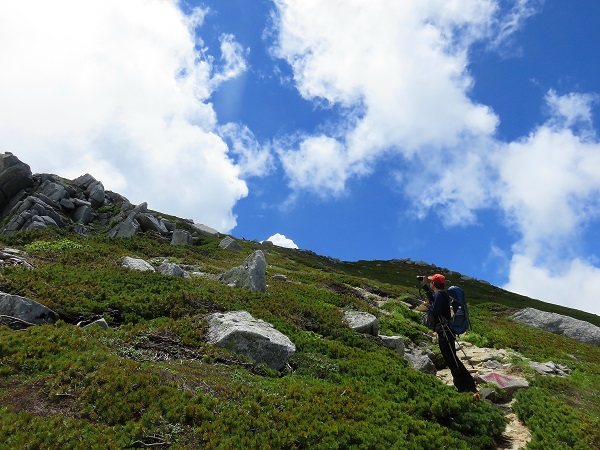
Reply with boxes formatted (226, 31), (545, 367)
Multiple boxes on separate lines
(0, 187), (598, 448)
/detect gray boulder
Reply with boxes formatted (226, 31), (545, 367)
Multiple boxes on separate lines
(171, 229), (193, 246)
(404, 350), (437, 374)
(71, 173), (96, 190)
(82, 318), (109, 330)
(190, 223), (220, 237)
(343, 310), (379, 336)
(121, 256), (155, 272)
(108, 203), (148, 238)
(36, 180), (68, 208)
(86, 180), (105, 208)
(380, 335), (405, 356)
(72, 205), (93, 224)
(0, 293), (59, 325)
(529, 361), (571, 377)
(137, 213), (169, 236)
(512, 307), (600, 346)
(158, 262), (190, 279)
(218, 236), (243, 252)
(0, 152), (34, 209)
(219, 250), (267, 292)
(206, 310), (296, 370)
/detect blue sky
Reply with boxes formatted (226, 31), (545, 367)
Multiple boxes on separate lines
(1, 1), (600, 316)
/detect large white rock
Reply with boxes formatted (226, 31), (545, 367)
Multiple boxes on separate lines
(206, 311), (296, 370)
(512, 307), (600, 346)
(121, 256), (155, 272)
(0, 293), (59, 325)
(343, 310), (379, 336)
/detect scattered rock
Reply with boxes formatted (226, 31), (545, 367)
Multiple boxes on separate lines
(0, 293), (59, 325)
(190, 223), (220, 238)
(404, 349), (437, 374)
(82, 318), (109, 330)
(205, 310), (295, 370)
(379, 335), (405, 356)
(476, 372), (530, 396)
(157, 262), (190, 279)
(219, 250), (267, 292)
(343, 310), (379, 336)
(121, 256), (155, 272)
(171, 229), (193, 246)
(218, 236), (243, 251)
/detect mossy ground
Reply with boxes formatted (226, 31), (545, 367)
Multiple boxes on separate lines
(0, 227), (598, 449)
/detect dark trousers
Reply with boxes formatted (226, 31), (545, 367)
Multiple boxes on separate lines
(437, 327), (477, 393)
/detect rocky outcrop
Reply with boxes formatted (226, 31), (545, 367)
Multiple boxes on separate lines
(206, 310), (296, 370)
(0, 152), (34, 210)
(219, 250), (267, 292)
(0, 152), (220, 243)
(0, 293), (59, 325)
(512, 307), (600, 346)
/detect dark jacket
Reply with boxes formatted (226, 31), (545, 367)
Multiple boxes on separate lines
(424, 285), (451, 323)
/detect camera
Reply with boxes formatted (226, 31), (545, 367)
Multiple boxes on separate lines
(416, 276), (425, 281)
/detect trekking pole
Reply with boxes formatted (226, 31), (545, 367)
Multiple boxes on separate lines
(453, 333), (475, 369)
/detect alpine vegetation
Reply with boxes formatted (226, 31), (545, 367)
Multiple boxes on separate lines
(0, 153), (599, 449)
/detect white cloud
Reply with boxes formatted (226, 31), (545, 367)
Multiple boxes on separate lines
(497, 91), (600, 315)
(504, 254), (600, 316)
(266, 233), (299, 249)
(496, 92), (600, 258)
(0, 0), (254, 232)
(219, 123), (274, 178)
(271, 0), (501, 198)
(278, 135), (350, 197)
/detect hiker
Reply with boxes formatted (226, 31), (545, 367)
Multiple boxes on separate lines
(422, 274), (477, 393)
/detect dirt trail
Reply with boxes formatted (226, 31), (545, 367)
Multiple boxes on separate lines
(436, 342), (531, 450)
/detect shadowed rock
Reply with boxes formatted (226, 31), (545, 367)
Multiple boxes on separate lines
(0, 153), (33, 209)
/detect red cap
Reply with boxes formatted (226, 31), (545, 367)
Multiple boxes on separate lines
(427, 274), (446, 285)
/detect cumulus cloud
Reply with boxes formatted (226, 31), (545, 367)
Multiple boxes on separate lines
(0, 0), (256, 232)
(497, 91), (600, 314)
(270, 0), (505, 199)
(504, 255), (600, 315)
(266, 233), (299, 249)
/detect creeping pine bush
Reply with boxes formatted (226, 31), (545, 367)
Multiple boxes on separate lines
(25, 238), (84, 253)
(1, 226), (599, 448)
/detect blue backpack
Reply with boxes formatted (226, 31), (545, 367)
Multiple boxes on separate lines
(447, 286), (470, 335)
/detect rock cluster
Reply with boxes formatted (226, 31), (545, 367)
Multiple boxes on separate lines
(0, 152), (217, 244)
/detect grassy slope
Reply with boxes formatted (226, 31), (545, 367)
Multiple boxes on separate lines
(0, 227), (598, 449)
